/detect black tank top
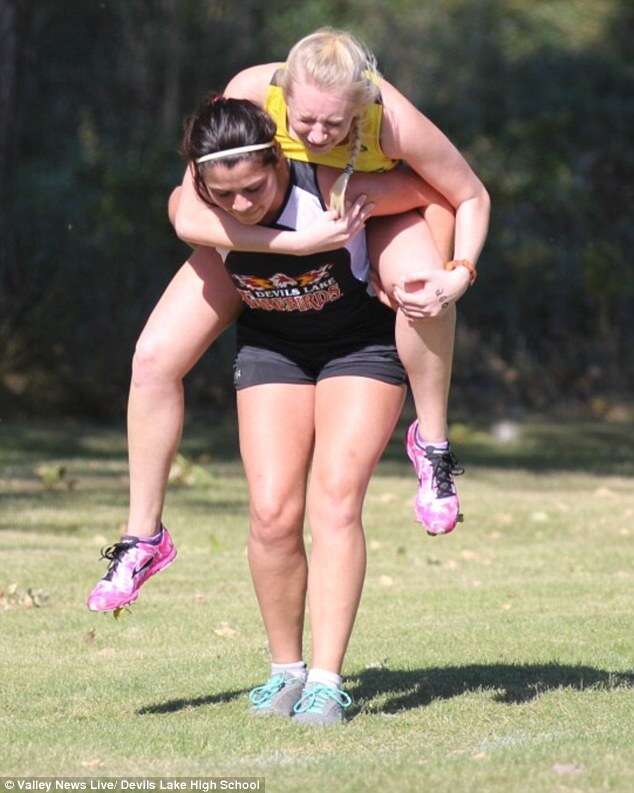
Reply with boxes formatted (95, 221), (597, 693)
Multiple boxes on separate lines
(217, 161), (396, 358)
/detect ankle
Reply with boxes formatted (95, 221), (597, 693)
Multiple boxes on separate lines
(271, 660), (307, 681)
(306, 668), (342, 689)
(124, 520), (162, 539)
(415, 427), (448, 449)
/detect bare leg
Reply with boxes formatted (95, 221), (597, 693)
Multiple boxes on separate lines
(237, 383), (315, 663)
(368, 211), (455, 442)
(306, 376), (405, 673)
(127, 246), (241, 536)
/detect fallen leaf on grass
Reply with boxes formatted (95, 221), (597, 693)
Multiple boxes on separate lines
(168, 453), (210, 487)
(214, 622), (238, 638)
(81, 759), (104, 769)
(444, 560), (459, 571)
(0, 584), (49, 610)
(29, 588), (49, 607)
(194, 593), (206, 604)
(426, 556), (441, 566)
(379, 575), (393, 587)
(501, 602), (512, 610)
(369, 540), (382, 551)
(35, 463), (67, 489)
(530, 511), (549, 523)
(552, 762), (584, 776)
(84, 629), (97, 644)
(365, 659), (389, 670)
(472, 752), (487, 760)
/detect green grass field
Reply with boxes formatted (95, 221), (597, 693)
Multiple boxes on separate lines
(1, 413), (633, 792)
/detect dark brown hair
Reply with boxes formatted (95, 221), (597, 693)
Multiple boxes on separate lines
(181, 94), (280, 207)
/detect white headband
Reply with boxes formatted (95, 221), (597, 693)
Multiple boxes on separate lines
(195, 142), (275, 165)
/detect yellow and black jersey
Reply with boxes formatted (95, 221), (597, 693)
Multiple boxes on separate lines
(264, 68), (399, 174)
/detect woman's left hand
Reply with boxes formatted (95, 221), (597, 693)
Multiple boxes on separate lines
(392, 267), (471, 320)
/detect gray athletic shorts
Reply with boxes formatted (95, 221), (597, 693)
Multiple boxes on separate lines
(233, 343), (406, 390)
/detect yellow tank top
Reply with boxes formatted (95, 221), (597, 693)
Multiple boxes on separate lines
(264, 72), (398, 173)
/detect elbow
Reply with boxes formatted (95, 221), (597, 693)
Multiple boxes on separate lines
(173, 215), (197, 245)
(483, 185), (491, 210)
(167, 187), (181, 228)
(478, 183), (491, 215)
(460, 182), (491, 220)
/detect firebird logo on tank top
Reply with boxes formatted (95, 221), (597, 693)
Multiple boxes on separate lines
(232, 264), (342, 313)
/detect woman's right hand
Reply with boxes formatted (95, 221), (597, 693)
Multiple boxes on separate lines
(294, 195), (374, 254)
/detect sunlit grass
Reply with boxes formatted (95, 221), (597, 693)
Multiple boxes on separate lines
(1, 414), (633, 791)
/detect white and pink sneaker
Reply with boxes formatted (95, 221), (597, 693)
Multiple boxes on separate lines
(406, 421), (464, 536)
(87, 524), (176, 611)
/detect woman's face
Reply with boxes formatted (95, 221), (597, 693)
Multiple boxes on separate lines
(203, 156), (286, 226)
(286, 81), (357, 154)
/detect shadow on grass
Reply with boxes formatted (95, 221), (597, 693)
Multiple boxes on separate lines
(346, 663), (634, 716)
(3, 414), (633, 477)
(380, 415), (634, 476)
(0, 414), (240, 468)
(136, 662), (634, 718)
(138, 687), (249, 715)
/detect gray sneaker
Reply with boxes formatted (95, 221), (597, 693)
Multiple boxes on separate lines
(248, 673), (306, 717)
(292, 682), (352, 726)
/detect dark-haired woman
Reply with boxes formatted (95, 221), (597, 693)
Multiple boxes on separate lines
(94, 96), (452, 724)
(183, 96), (460, 724)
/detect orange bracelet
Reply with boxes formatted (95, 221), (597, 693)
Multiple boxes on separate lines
(444, 259), (477, 285)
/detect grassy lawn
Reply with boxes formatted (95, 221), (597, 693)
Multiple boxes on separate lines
(1, 412), (633, 792)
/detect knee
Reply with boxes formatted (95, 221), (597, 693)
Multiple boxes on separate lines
(131, 334), (181, 389)
(309, 474), (363, 535)
(249, 495), (304, 549)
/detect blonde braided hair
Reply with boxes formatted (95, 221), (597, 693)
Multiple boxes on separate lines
(280, 28), (380, 213)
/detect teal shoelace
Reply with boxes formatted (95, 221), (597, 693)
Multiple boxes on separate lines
(293, 683), (352, 714)
(249, 674), (286, 708)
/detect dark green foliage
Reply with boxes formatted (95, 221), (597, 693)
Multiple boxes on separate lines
(2, 0), (632, 415)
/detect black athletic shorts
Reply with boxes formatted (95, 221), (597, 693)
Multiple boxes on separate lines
(233, 343), (406, 390)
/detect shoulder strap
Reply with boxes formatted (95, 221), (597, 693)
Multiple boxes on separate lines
(289, 160), (320, 198)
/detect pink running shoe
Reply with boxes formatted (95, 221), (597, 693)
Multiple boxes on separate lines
(87, 524), (177, 611)
(406, 420), (464, 536)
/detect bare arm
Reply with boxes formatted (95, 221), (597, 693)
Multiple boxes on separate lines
(378, 78), (490, 265)
(317, 164), (454, 218)
(174, 165), (300, 253)
(223, 62), (280, 103)
(173, 164), (372, 255)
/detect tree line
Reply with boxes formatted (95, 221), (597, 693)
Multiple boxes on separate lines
(1, 0), (632, 417)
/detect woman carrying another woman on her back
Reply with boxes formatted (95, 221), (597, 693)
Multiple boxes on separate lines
(177, 93), (463, 723)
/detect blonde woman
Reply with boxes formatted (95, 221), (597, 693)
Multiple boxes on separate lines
(175, 29), (489, 533)
(87, 29), (488, 616)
